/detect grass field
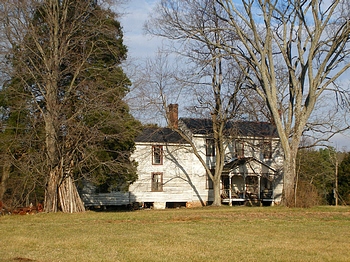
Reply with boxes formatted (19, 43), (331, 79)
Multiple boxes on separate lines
(1, 206), (350, 262)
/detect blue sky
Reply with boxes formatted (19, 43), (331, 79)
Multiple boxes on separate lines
(119, 0), (159, 60)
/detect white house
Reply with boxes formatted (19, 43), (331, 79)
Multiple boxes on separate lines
(81, 105), (284, 209)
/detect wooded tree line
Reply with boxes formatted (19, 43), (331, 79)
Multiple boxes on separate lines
(296, 148), (350, 207)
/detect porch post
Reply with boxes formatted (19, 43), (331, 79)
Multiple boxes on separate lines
(229, 173), (232, 206)
(258, 176), (261, 199)
(243, 173), (246, 199)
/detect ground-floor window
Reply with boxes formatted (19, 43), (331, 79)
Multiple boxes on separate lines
(151, 172), (163, 192)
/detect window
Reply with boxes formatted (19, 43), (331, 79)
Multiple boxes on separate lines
(262, 141), (272, 159)
(235, 141), (244, 158)
(152, 145), (163, 165)
(151, 172), (163, 192)
(206, 139), (215, 156)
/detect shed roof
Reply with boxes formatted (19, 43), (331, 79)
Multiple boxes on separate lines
(180, 118), (278, 138)
(223, 157), (277, 173)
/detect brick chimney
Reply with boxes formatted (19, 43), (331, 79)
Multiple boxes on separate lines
(168, 104), (178, 129)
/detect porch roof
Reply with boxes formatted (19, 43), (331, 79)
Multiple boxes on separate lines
(223, 157), (277, 173)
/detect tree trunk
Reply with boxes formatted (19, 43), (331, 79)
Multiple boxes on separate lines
(59, 175), (85, 213)
(45, 165), (85, 213)
(0, 159), (11, 201)
(282, 148), (298, 207)
(43, 107), (60, 212)
(44, 166), (60, 212)
(212, 174), (222, 206)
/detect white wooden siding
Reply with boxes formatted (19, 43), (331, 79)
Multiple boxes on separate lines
(81, 192), (131, 206)
(81, 131), (284, 206)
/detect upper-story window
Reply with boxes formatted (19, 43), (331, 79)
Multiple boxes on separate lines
(235, 141), (244, 158)
(206, 139), (215, 156)
(152, 145), (163, 165)
(262, 141), (272, 159)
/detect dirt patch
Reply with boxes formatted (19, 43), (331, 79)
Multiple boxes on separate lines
(13, 258), (36, 261)
(170, 216), (202, 222)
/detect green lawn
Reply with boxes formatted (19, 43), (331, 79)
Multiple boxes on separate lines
(1, 206), (349, 262)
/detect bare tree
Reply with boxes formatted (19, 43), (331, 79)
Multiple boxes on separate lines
(215, 0), (350, 206)
(127, 49), (182, 125)
(144, 1), (253, 206)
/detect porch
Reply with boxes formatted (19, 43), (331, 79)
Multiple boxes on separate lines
(220, 157), (276, 206)
(220, 175), (274, 206)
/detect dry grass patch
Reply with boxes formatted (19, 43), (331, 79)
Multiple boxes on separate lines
(1, 206), (349, 262)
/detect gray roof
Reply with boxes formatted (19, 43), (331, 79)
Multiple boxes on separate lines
(180, 118), (278, 138)
(223, 157), (277, 173)
(136, 119), (278, 144)
(135, 127), (188, 144)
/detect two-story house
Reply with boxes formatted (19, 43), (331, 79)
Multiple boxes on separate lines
(81, 104), (283, 209)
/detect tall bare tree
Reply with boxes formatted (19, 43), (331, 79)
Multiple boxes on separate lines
(0, 0), (140, 212)
(144, 1), (254, 206)
(215, 0), (350, 205)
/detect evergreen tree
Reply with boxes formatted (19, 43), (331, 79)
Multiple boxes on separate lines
(0, 83), (46, 207)
(1, 0), (140, 212)
(338, 153), (350, 204)
(296, 148), (336, 205)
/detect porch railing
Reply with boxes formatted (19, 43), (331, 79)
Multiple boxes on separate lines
(221, 189), (273, 200)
